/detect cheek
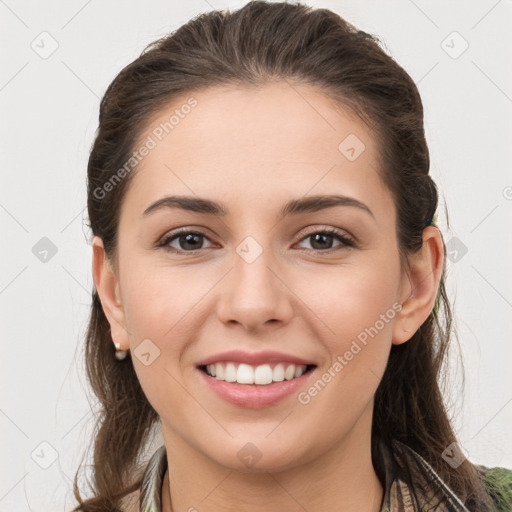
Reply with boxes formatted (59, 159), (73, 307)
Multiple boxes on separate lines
(120, 258), (209, 341)
(290, 264), (399, 441)
(294, 256), (400, 411)
(295, 254), (401, 350)
(332, 275), (398, 347)
(121, 269), (201, 417)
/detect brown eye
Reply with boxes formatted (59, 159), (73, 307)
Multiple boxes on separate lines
(159, 230), (214, 253)
(296, 229), (355, 252)
(157, 227), (355, 255)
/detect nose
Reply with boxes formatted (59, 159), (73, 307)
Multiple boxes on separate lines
(215, 239), (294, 333)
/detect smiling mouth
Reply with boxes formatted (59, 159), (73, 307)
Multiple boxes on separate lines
(198, 362), (317, 385)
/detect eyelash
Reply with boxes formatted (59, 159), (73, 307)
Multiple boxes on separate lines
(157, 227), (356, 255)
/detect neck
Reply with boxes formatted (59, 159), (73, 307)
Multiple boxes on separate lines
(161, 406), (383, 512)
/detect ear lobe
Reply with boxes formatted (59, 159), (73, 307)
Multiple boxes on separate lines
(392, 226), (445, 345)
(91, 236), (130, 350)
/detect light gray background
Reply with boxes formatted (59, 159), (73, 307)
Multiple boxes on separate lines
(1, 1), (511, 510)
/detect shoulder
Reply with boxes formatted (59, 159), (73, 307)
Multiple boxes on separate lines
(477, 464), (512, 511)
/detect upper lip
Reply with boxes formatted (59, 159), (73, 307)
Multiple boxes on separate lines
(197, 350), (316, 367)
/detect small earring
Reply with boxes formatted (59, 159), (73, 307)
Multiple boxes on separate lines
(114, 341), (129, 360)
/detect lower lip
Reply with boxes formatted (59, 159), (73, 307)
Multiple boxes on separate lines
(197, 367), (315, 409)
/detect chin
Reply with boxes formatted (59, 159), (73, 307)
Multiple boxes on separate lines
(203, 435), (312, 474)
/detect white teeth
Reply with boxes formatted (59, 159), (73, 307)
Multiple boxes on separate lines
(215, 363), (224, 380)
(294, 365), (303, 378)
(237, 363), (254, 384)
(254, 364), (273, 385)
(225, 362), (237, 382)
(284, 364), (295, 380)
(272, 363), (285, 382)
(204, 362), (309, 385)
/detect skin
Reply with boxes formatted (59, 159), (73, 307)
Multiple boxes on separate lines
(92, 81), (444, 512)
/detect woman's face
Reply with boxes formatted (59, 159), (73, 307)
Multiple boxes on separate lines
(96, 81), (415, 472)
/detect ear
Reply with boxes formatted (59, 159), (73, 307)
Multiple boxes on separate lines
(91, 236), (130, 350)
(392, 226), (445, 345)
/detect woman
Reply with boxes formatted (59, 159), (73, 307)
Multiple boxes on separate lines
(72, 2), (512, 511)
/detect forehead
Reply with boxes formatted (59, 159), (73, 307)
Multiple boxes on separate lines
(121, 81), (392, 223)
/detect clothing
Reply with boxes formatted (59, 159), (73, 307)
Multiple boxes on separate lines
(139, 440), (512, 511)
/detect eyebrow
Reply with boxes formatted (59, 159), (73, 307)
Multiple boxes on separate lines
(142, 194), (374, 219)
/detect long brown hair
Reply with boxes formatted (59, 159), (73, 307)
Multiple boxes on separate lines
(73, 2), (492, 510)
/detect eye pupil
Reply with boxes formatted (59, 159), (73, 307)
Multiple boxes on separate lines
(310, 233), (333, 250)
(180, 233), (202, 250)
